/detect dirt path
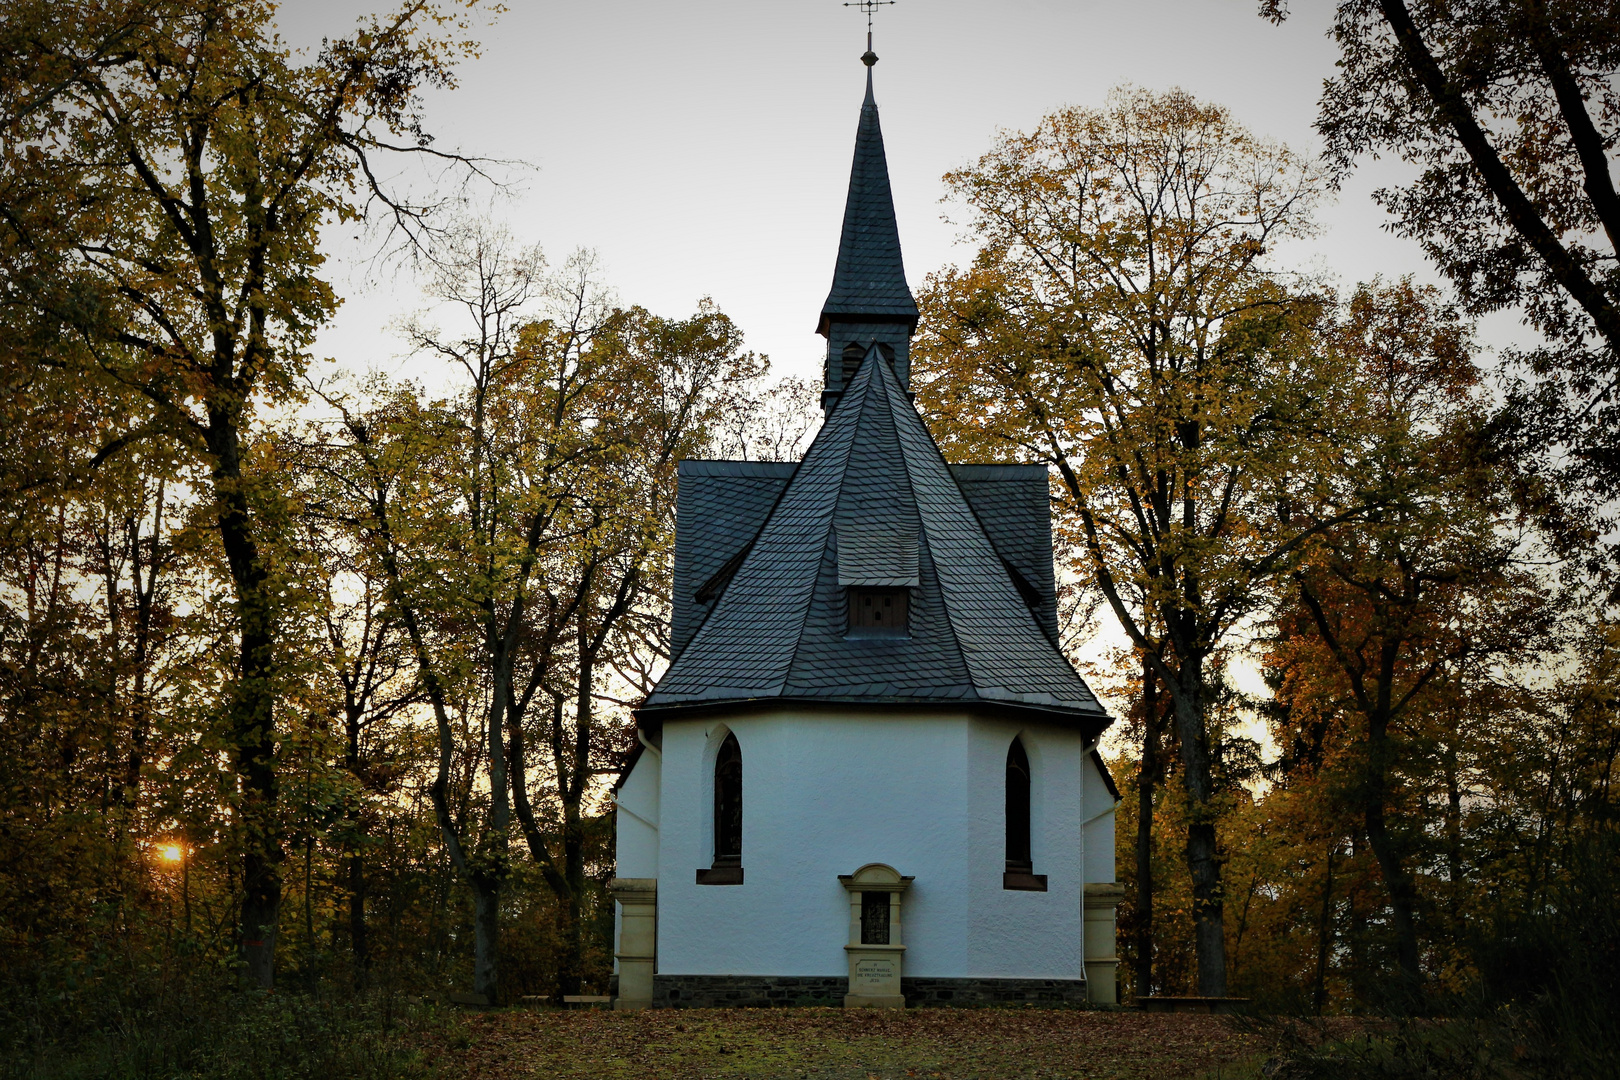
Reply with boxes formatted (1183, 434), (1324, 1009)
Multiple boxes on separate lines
(418, 1008), (1267, 1080)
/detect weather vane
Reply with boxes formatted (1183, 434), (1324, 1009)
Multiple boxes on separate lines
(844, 0), (895, 59)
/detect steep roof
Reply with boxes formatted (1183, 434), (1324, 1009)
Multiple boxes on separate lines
(641, 346), (1106, 728)
(817, 68), (919, 334)
(950, 464), (1060, 640)
(670, 460), (797, 658)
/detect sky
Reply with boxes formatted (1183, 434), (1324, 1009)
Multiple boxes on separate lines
(274, 0), (1450, 390)
(272, 0), (1468, 736)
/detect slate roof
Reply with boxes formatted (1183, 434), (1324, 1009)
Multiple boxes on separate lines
(817, 68), (919, 333)
(671, 460), (797, 659)
(950, 465), (1060, 640)
(642, 345), (1106, 728)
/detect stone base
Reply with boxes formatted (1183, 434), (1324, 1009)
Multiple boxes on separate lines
(654, 975), (847, 1008)
(904, 977), (1089, 1007)
(652, 975), (1088, 1008)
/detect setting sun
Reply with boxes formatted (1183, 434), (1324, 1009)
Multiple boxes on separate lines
(158, 844), (184, 863)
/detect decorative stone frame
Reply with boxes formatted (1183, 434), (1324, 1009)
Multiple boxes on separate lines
(838, 863), (914, 1008)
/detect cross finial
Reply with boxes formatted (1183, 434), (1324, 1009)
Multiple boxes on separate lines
(843, 0), (895, 62)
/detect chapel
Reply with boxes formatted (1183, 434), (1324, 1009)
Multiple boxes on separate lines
(610, 45), (1122, 1010)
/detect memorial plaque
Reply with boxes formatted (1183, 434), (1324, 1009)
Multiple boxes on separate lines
(861, 889), (891, 945)
(855, 958), (895, 988)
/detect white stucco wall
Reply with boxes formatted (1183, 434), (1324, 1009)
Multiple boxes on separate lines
(966, 718), (1086, 979)
(613, 743), (662, 973)
(646, 708), (1096, 981)
(1082, 753), (1117, 886)
(615, 745), (661, 879)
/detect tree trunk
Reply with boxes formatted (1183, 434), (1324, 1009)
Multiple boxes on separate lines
(1363, 704), (1423, 1009)
(1313, 841), (1335, 1015)
(472, 877), (500, 1003)
(1363, 789), (1422, 1004)
(1347, 832), (1368, 1002)
(1169, 651), (1227, 997)
(345, 706), (370, 987)
(557, 892), (584, 998)
(556, 616), (594, 997)
(1134, 656), (1158, 999)
(118, 488), (162, 827)
(349, 852), (369, 988)
(1442, 741), (1464, 935)
(208, 408), (282, 989)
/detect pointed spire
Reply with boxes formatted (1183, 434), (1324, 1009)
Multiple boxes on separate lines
(817, 56), (918, 336)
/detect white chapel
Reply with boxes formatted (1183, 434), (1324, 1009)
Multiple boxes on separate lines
(610, 46), (1122, 1010)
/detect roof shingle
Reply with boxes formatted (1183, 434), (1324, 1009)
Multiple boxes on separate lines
(643, 347), (1106, 727)
(818, 70), (918, 333)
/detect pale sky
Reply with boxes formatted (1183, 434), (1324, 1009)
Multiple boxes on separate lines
(273, 0), (1481, 738)
(275, 0), (1453, 391)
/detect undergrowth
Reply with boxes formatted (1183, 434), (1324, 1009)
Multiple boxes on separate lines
(1, 988), (451, 1080)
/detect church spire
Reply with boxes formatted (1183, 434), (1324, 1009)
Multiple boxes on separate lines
(818, 45), (919, 408)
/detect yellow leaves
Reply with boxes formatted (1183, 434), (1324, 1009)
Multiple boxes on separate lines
(918, 88), (1352, 660)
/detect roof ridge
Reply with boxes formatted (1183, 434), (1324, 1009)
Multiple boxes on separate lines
(670, 353), (872, 691)
(777, 358), (882, 681)
(871, 352), (1099, 709)
(670, 480), (787, 665)
(941, 460), (1068, 653)
(917, 527), (973, 691)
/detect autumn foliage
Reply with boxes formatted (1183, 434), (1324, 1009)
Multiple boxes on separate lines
(4, 2), (1620, 1079)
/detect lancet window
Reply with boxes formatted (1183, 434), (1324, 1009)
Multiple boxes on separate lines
(714, 732), (743, 865)
(1003, 736), (1047, 890)
(1006, 737), (1032, 872)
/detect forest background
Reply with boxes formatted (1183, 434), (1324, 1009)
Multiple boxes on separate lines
(1, 2), (1617, 1079)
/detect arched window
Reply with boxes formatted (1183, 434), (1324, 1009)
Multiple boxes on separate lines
(714, 732), (743, 866)
(840, 340), (896, 386)
(841, 341), (865, 386)
(1006, 738), (1031, 872)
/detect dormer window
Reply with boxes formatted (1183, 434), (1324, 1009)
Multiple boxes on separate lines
(849, 587), (908, 636)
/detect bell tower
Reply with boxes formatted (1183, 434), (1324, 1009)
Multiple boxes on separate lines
(817, 46), (918, 411)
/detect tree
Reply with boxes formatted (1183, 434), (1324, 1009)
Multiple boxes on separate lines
(914, 86), (1338, 996)
(290, 508), (419, 986)
(0, 0), (488, 987)
(1272, 279), (1553, 1006)
(1260, 0), (1620, 531)
(311, 226), (764, 1000)
(505, 295), (766, 996)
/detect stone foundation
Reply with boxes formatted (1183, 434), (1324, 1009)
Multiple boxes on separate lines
(904, 977), (1088, 1006)
(653, 975), (847, 1008)
(649, 974), (1088, 1008)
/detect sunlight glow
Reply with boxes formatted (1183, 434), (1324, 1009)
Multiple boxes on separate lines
(158, 844), (184, 863)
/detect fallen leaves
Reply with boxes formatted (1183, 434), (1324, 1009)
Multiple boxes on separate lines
(416, 1007), (1268, 1080)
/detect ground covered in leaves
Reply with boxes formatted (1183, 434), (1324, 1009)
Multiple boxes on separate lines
(417, 1007), (1269, 1080)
